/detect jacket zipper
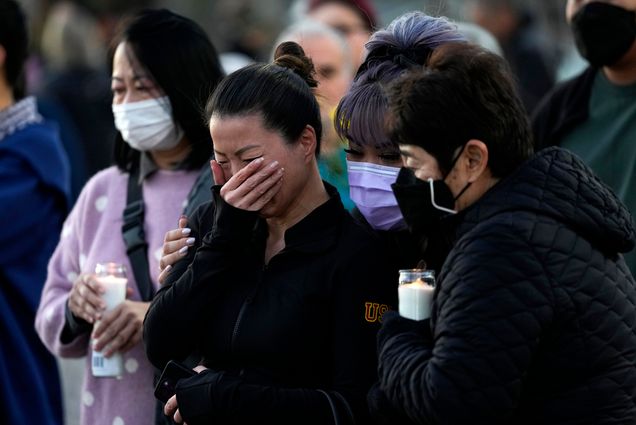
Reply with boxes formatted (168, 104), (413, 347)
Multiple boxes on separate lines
(230, 296), (251, 352)
(230, 263), (268, 352)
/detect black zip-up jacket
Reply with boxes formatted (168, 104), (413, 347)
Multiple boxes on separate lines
(144, 184), (396, 424)
(532, 66), (597, 150)
(375, 147), (636, 424)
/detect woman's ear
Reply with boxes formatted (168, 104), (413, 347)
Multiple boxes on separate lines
(463, 139), (489, 183)
(298, 125), (318, 163)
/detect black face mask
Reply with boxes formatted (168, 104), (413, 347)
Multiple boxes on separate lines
(391, 167), (470, 271)
(571, 2), (636, 67)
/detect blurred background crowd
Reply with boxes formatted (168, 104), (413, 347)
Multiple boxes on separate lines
(16, 0), (584, 204)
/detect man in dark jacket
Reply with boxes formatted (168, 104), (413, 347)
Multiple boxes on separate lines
(532, 0), (636, 275)
(371, 42), (636, 424)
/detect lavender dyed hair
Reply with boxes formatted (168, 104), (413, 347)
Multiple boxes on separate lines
(335, 11), (466, 150)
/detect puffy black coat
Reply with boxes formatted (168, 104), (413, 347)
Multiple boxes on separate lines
(376, 147), (636, 424)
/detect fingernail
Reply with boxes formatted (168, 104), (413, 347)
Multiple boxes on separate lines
(181, 228), (191, 235)
(269, 160), (279, 168)
(179, 246), (188, 255)
(185, 237), (195, 246)
(92, 339), (99, 348)
(277, 168), (284, 175)
(165, 264), (172, 273)
(256, 157), (264, 163)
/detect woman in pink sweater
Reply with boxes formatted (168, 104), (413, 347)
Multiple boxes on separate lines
(35, 9), (223, 425)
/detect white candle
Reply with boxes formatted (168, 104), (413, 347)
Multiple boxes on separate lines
(97, 275), (127, 311)
(92, 273), (127, 378)
(398, 278), (435, 321)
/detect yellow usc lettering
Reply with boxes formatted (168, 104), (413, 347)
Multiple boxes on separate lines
(364, 302), (391, 323)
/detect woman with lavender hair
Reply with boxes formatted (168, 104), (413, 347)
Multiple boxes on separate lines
(335, 11), (466, 272)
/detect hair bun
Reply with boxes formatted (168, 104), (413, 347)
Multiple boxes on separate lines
(273, 41), (318, 88)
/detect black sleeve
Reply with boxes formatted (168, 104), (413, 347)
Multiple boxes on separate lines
(377, 227), (554, 424)
(174, 229), (397, 425)
(60, 301), (92, 343)
(531, 88), (559, 150)
(143, 187), (259, 369)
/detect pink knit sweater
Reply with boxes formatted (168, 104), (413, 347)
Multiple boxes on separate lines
(35, 165), (200, 425)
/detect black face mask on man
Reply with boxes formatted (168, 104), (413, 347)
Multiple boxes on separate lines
(571, 2), (636, 67)
(391, 148), (471, 269)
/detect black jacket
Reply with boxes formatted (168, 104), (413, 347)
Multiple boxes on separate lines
(350, 207), (422, 271)
(532, 66), (597, 150)
(375, 147), (636, 424)
(144, 184), (396, 424)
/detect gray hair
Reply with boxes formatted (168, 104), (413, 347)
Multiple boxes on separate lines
(273, 19), (353, 75)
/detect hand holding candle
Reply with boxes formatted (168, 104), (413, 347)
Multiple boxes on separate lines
(398, 269), (436, 321)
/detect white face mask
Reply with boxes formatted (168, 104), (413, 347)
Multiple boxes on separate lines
(112, 96), (184, 151)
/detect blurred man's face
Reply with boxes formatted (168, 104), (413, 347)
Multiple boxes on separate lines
(298, 34), (351, 107)
(308, 3), (371, 70)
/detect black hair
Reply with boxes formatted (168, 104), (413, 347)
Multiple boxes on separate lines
(109, 9), (224, 171)
(206, 41), (322, 155)
(386, 43), (533, 178)
(0, 0), (28, 99)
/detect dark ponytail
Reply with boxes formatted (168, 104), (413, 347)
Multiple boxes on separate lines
(206, 41), (322, 154)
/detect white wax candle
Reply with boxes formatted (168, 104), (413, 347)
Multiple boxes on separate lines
(96, 275), (127, 311)
(92, 274), (127, 378)
(398, 278), (435, 321)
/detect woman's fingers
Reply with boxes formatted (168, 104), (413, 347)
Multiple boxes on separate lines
(178, 215), (188, 229)
(222, 161), (284, 210)
(165, 395), (178, 417)
(159, 226), (196, 275)
(92, 301), (148, 354)
(159, 238), (195, 270)
(220, 157), (266, 194)
(92, 306), (128, 351)
(163, 226), (192, 246)
(210, 159), (226, 186)
(162, 236), (195, 257)
(174, 409), (184, 424)
(68, 274), (105, 323)
(158, 265), (172, 285)
(117, 324), (142, 354)
(247, 176), (284, 211)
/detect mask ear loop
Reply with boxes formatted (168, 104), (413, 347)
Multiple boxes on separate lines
(427, 178), (458, 215)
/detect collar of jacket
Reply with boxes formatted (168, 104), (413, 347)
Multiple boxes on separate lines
(0, 96), (42, 141)
(455, 146), (635, 254)
(533, 66), (597, 149)
(277, 181), (345, 254)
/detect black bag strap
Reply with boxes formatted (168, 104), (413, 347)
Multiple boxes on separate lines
(122, 165), (154, 302)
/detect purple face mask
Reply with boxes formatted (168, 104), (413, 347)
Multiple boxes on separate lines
(347, 161), (406, 231)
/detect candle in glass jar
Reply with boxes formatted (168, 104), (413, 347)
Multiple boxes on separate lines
(92, 263), (127, 378)
(97, 275), (127, 311)
(398, 277), (435, 321)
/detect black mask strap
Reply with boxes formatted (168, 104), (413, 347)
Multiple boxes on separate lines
(444, 143), (472, 203)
